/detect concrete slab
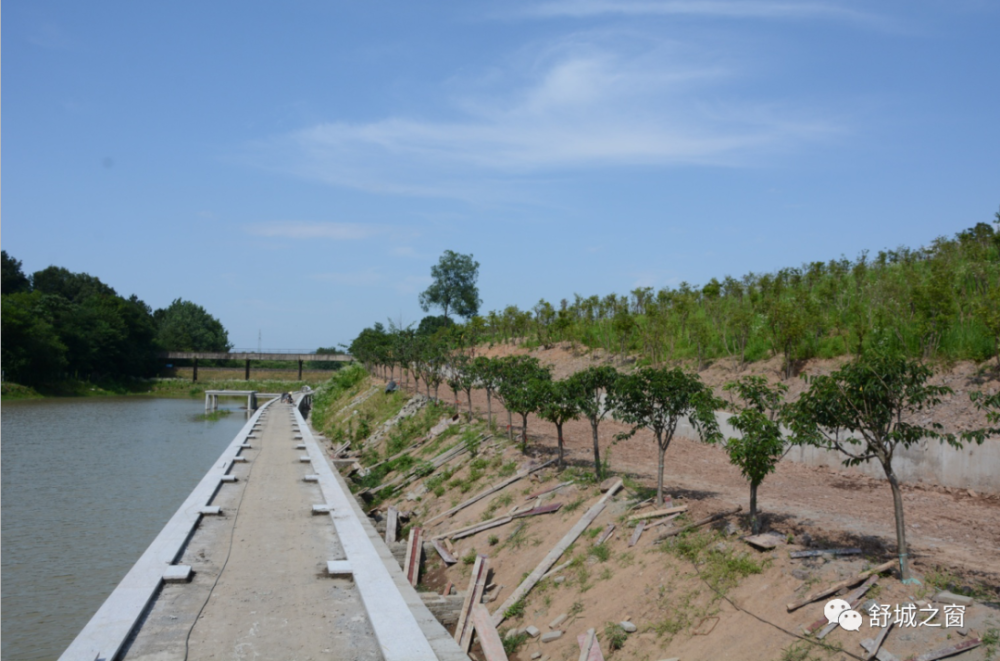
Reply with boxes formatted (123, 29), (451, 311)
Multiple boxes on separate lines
(300, 456), (312, 463)
(198, 506), (222, 516)
(220, 475), (238, 483)
(327, 560), (354, 577)
(312, 504), (332, 515)
(304, 475), (320, 482)
(162, 566), (192, 583)
(296, 444), (306, 450)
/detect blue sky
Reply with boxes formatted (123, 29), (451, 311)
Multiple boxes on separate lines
(5, 1), (999, 350)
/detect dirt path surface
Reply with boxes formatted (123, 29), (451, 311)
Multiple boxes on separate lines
(124, 402), (381, 661)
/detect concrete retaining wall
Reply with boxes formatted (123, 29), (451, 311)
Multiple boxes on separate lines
(673, 412), (1000, 495)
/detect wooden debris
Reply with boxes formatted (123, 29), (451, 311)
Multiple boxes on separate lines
(433, 538), (457, 565)
(790, 548), (862, 559)
(863, 621), (894, 661)
(628, 505), (687, 522)
(492, 479), (623, 627)
(456, 555), (490, 651)
(814, 575), (877, 639)
(861, 638), (901, 661)
(654, 505), (743, 542)
(403, 527), (423, 587)
(541, 560), (572, 580)
(906, 638), (981, 661)
(427, 459), (556, 524)
(513, 502), (564, 519)
(385, 506), (399, 545)
(646, 513), (682, 529)
(595, 523), (616, 545)
(526, 480), (574, 500)
(578, 629), (600, 661)
(449, 516), (514, 541)
(628, 521), (645, 547)
(744, 532), (785, 550)
(787, 560), (895, 612)
(471, 604), (509, 661)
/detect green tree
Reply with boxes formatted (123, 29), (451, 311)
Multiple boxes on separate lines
(723, 376), (790, 533)
(535, 380), (582, 467)
(154, 298), (231, 352)
(1, 250), (31, 294)
(612, 367), (722, 504)
(1, 291), (67, 384)
(494, 356), (551, 452)
(419, 250), (481, 320)
(786, 354), (983, 581)
(471, 356), (503, 430)
(566, 366), (620, 480)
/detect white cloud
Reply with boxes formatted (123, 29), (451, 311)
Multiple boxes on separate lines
(245, 221), (384, 240)
(249, 32), (841, 199)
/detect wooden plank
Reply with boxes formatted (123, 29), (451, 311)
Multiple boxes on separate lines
(450, 516), (514, 541)
(426, 459), (557, 524)
(433, 538), (458, 565)
(471, 604), (509, 661)
(492, 479), (623, 627)
(861, 638), (901, 661)
(512, 502), (563, 519)
(404, 527), (423, 587)
(863, 622), (894, 661)
(456, 555), (490, 651)
(646, 513), (681, 529)
(595, 523), (615, 545)
(906, 638), (981, 661)
(385, 506), (399, 545)
(541, 560), (572, 580)
(790, 548), (862, 559)
(577, 629), (601, 661)
(654, 505), (743, 541)
(628, 505), (687, 522)
(812, 576), (878, 638)
(744, 533), (784, 550)
(786, 560), (895, 612)
(525, 480), (574, 500)
(628, 521), (645, 547)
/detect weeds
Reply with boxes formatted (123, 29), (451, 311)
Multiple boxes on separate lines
(504, 600), (526, 619)
(984, 626), (1000, 661)
(604, 622), (628, 651)
(564, 496), (586, 513)
(501, 630), (529, 657)
(589, 543), (611, 563)
(488, 534), (500, 546)
(462, 549), (478, 565)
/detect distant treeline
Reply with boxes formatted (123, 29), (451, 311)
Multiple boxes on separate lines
(350, 215), (1000, 373)
(1, 251), (231, 386)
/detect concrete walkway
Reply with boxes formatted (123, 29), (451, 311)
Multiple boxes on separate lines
(122, 402), (380, 660)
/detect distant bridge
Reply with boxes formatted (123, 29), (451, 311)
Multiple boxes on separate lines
(161, 351), (353, 381)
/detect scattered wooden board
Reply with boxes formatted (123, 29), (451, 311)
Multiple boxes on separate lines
(628, 521), (645, 547)
(744, 532), (784, 550)
(456, 555), (490, 651)
(646, 513), (682, 529)
(790, 548), (862, 559)
(654, 505), (743, 542)
(403, 527), (423, 587)
(512, 502), (563, 519)
(578, 628), (603, 661)
(432, 538), (457, 565)
(861, 638), (901, 661)
(863, 621), (894, 661)
(526, 480), (574, 500)
(471, 604), (509, 661)
(787, 560), (895, 612)
(812, 576), (877, 639)
(595, 523), (615, 545)
(492, 479), (623, 627)
(385, 506), (399, 545)
(450, 516), (514, 541)
(426, 459), (556, 524)
(628, 505), (687, 522)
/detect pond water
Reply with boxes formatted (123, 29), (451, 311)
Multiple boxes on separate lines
(1, 396), (250, 661)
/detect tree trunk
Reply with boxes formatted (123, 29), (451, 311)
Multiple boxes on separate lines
(466, 390), (474, 422)
(486, 390), (493, 431)
(507, 409), (513, 443)
(434, 383), (439, 400)
(884, 466), (911, 581)
(556, 422), (565, 467)
(750, 481), (760, 534)
(591, 418), (602, 480)
(520, 413), (529, 453)
(656, 434), (666, 505)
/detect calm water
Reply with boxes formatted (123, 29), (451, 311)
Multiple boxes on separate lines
(1, 397), (250, 661)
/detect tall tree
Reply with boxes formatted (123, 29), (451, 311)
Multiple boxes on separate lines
(154, 298), (231, 352)
(786, 354), (984, 581)
(723, 376), (790, 533)
(1, 250), (31, 294)
(471, 356), (502, 430)
(419, 250), (481, 320)
(493, 355), (547, 446)
(536, 379), (581, 467)
(567, 365), (620, 480)
(612, 367), (722, 504)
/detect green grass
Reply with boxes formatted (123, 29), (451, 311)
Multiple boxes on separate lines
(589, 542), (611, 563)
(603, 622), (628, 651)
(503, 600), (526, 619)
(661, 530), (768, 594)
